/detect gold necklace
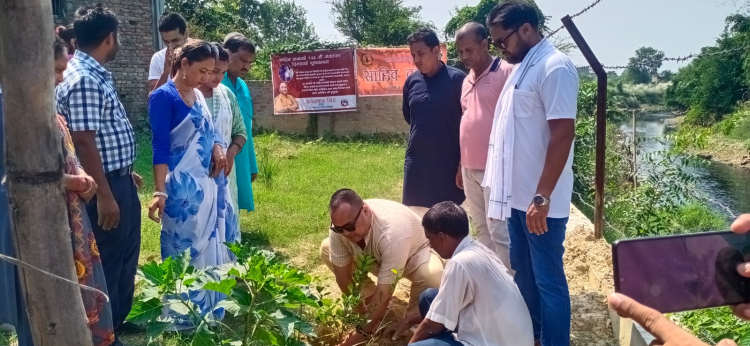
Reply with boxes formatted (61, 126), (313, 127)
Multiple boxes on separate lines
(177, 87), (194, 107)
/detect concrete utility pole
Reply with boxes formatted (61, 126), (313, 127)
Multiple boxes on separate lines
(0, 0), (92, 344)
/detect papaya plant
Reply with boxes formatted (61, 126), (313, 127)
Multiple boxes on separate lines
(126, 243), (322, 346)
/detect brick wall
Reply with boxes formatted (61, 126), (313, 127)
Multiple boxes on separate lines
(56, 0), (155, 123)
(248, 81), (410, 137)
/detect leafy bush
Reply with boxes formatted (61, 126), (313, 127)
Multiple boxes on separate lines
(127, 244), (321, 346)
(573, 81), (726, 241)
(664, 13), (750, 125)
(676, 307), (750, 345)
(675, 203), (728, 233)
(622, 83), (670, 106)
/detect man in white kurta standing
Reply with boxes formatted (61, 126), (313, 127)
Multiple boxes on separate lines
(484, 2), (579, 346)
(455, 21), (514, 269)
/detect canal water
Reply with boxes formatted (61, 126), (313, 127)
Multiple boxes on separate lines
(618, 113), (750, 218)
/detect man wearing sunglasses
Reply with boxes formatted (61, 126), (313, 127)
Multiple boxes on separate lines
(319, 189), (444, 346)
(484, 2), (579, 346)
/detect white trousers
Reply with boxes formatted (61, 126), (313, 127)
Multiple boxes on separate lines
(462, 167), (511, 269)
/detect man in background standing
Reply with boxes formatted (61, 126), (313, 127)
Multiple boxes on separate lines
(222, 33), (258, 212)
(402, 28), (466, 217)
(484, 2), (579, 345)
(56, 5), (141, 344)
(455, 22), (514, 269)
(148, 12), (189, 93)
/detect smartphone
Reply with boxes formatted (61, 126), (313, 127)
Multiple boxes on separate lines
(613, 231), (750, 313)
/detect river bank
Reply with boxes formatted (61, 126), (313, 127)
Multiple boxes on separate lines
(665, 115), (750, 169)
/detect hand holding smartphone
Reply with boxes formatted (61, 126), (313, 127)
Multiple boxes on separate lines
(613, 231), (750, 313)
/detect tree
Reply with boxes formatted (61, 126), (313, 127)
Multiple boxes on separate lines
(166, 0), (318, 47)
(664, 13), (750, 124)
(166, 0), (258, 43)
(658, 70), (674, 82)
(443, 0), (574, 69)
(623, 47), (666, 84)
(0, 0), (92, 344)
(166, 0), (320, 80)
(327, 0), (433, 46)
(256, 0), (318, 47)
(444, 0), (548, 39)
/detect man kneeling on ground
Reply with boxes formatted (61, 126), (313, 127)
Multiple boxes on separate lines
(320, 188), (444, 346)
(409, 202), (534, 346)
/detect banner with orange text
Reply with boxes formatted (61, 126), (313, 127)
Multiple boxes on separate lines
(355, 44), (447, 97)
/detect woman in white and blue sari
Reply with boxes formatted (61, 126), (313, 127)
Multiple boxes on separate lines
(148, 39), (240, 328)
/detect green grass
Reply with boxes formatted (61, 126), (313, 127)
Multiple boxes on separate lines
(134, 131), (406, 267)
(122, 131), (406, 345)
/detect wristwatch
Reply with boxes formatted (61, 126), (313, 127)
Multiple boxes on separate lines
(532, 194), (550, 207)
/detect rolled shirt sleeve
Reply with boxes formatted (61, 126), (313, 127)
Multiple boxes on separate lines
(425, 261), (474, 331)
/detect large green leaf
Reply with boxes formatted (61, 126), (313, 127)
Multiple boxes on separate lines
(216, 287), (253, 316)
(738, 331), (750, 346)
(282, 268), (309, 285)
(146, 320), (173, 339)
(216, 300), (243, 317)
(165, 298), (192, 316)
(202, 279), (237, 295)
(140, 261), (166, 287)
(271, 309), (316, 339)
(192, 325), (217, 346)
(254, 327), (280, 345)
(126, 297), (163, 325)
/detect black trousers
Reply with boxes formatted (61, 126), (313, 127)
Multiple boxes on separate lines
(85, 173), (141, 330)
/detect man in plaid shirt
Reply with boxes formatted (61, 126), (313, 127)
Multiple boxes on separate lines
(56, 5), (141, 343)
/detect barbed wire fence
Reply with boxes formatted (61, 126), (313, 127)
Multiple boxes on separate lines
(547, 0), (750, 70)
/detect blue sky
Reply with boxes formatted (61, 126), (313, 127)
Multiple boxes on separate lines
(293, 0), (744, 72)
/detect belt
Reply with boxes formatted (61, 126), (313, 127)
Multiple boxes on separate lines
(105, 165), (133, 178)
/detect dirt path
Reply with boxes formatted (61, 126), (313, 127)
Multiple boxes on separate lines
(565, 206), (616, 346)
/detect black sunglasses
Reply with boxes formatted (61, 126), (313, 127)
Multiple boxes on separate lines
(492, 28), (519, 50)
(330, 206), (364, 234)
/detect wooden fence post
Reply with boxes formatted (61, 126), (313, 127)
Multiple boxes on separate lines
(0, 0), (93, 344)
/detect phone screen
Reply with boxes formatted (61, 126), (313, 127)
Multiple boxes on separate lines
(613, 231), (750, 313)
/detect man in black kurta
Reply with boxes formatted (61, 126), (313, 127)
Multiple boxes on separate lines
(402, 28), (467, 216)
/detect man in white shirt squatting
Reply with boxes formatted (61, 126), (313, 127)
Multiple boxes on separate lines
(319, 189), (444, 346)
(408, 201), (534, 346)
(484, 1), (579, 345)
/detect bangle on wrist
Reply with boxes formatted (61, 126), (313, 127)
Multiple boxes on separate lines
(153, 191), (168, 199)
(230, 142), (243, 154)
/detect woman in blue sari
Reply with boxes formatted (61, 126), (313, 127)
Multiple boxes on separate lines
(148, 39), (240, 327)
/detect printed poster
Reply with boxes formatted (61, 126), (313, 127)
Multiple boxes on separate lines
(356, 44), (448, 97)
(271, 48), (357, 114)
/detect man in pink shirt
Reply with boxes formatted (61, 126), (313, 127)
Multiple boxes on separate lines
(456, 22), (514, 268)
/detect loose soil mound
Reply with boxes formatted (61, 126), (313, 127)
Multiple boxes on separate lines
(304, 206), (616, 346)
(565, 207), (616, 346)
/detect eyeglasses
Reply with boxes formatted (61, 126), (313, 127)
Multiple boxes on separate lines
(201, 43), (218, 57)
(330, 206), (364, 234)
(492, 28), (519, 50)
